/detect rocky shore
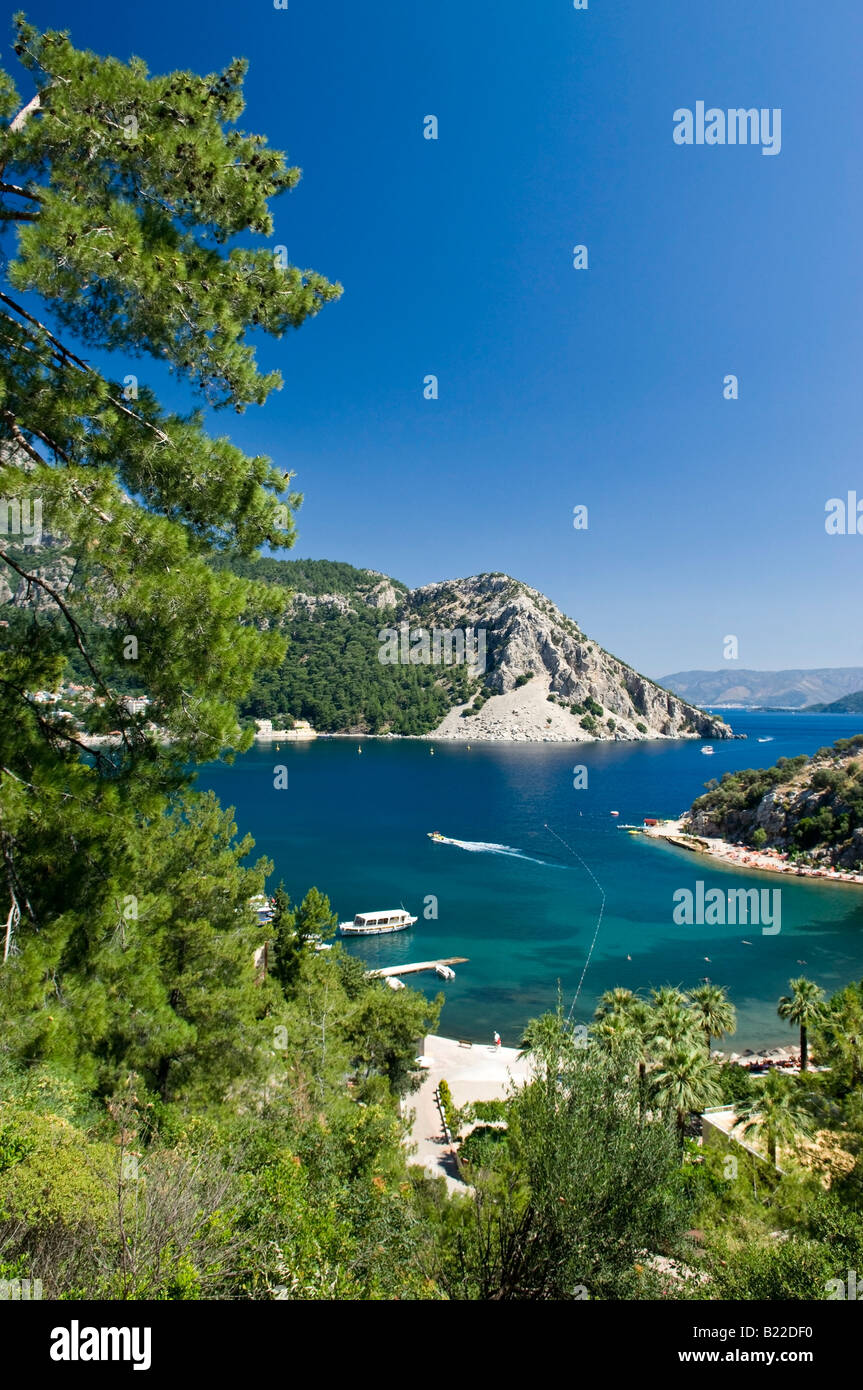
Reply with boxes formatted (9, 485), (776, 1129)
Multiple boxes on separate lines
(426, 671), (716, 743)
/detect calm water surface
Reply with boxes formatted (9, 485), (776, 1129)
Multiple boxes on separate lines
(195, 711), (863, 1049)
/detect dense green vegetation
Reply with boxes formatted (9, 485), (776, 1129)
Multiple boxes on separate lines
(429, 980), (863, 1300)
(0, 18), (440, 1302)
(2, 21), (862, 1305)
(218, 556), (478, 734)
(688, 736), (863, 863)
(693, 755), (810, 818)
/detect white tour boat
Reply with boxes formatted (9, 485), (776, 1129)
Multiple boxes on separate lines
(338, 908), (417, 937)
(701, 745), (714, 755)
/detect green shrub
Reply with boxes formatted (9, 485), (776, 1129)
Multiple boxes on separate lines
(470, 1099), (508, 1121)
(458, 1125), (509, 1175)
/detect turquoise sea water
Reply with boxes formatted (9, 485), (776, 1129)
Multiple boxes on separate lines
(195, 712), (863, 1050)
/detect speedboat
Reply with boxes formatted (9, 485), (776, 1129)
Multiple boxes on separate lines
(435, 964), (456, 980)
(428, 831), (446, 842)
(701, 745), (714, 755)
(338, 909), (417, 936)
(757, 737), (773, 743)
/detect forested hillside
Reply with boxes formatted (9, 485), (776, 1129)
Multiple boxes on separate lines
(211, 554), (474, 733)
(685, 735), (863, 868)
(213, 554), (728, 741)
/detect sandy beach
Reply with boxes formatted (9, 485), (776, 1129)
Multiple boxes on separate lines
(643, 819), (863, 888)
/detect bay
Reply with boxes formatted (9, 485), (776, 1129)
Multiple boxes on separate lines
(195, 711), (863, 1050)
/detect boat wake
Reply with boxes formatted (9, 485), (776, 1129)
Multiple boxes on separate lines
(431, 836), (565, 868)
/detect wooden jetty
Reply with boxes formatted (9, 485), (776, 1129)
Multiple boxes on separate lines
(365, 957), (468, 979)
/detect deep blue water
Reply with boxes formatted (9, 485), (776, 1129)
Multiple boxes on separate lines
(194, 712), (863, 1049)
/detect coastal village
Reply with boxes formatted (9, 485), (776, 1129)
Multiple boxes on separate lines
(32, 682), (320, 744)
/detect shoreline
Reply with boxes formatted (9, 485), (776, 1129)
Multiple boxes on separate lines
(319, 729), (716, 745)
(642, 819), (863, 888)
(422, 1033), (810, 1078)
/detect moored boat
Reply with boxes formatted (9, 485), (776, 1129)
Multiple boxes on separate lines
(248, 893), (275, 924)
(339, 908), (417, 936)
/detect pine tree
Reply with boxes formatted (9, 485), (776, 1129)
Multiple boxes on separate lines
(0, 19), (340, 1094)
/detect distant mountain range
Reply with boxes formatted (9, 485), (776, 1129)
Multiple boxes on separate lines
(659, 667), (863, 710)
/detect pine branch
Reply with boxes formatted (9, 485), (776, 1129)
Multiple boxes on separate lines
(0, 546), (120, 714)
(8, 91), (42, 134)
(0, 291), (173, 446)
(0, 675), (124, 768)
(0, 180), (43, 202)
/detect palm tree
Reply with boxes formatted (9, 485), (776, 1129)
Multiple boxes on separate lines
(649, 986), (700, 1049)
(739, 1071), (816, 1167)
(593, 989), (653, 1115)
(689, 982), (737, 1058)
(519, 1002), (575, 1088)
(650, 1039), (722, 1141)
(777, 977), (825, 1071)
(813, 983), (863, 1088)
(594, 987), (640, 1020)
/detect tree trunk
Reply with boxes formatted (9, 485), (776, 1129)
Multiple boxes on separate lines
(800, 1024), (808, 1072)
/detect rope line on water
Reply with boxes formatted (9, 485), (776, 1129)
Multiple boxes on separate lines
(543, 822), (606, 1022)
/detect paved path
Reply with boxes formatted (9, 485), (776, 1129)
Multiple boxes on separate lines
(405, 1034), (534, 1192)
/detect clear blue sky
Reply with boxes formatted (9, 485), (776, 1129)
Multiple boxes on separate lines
(8, 1), (863, 676)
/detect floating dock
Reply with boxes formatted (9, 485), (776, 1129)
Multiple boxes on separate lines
(366, 957), (468, 979)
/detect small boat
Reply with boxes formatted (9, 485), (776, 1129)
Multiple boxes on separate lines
(757, 737), (773, 743)
(435, 964), (456, 980)
(428, 831), (446, 842)
(386, 977), (406, 990)
(248, 893), (275, 925)
(338, 908), (417, 937)
(701, 745), (714, 755)
(610, 810), (619, 817)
